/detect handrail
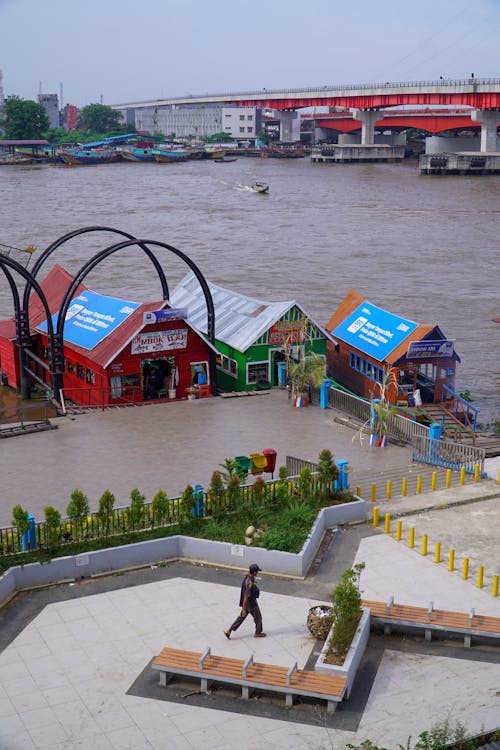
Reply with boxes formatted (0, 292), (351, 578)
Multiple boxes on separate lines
(441, 384), (479, 430)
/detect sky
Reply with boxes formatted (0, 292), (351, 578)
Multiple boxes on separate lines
(1, 0), (499, 108)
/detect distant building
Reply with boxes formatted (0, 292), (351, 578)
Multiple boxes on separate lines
(115, 103), (262, 140)
(38, 93), (59, 128)
(61, 104), (78, 131)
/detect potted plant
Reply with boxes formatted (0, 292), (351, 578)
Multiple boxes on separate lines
(287, 352), (326, 407)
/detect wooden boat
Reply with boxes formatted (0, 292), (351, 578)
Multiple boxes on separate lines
(260, 142), (305, 159)
(60, 147), (117, 165)
(203, 145), (226, 160)
(187, 146), (205, 160)
(119, 147), (157, 162)
(154, 147), (187, 163)
(0, 152), (33, 165)
(252, 181), (269, 193)
(214, 157), (238, 163)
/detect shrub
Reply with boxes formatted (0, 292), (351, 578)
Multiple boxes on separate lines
(226, 473), (241, 510)
(152, 489), (170, 526)
(66, 489), (89, 537)
(317, 448), (339, 498)
(96, 490), (115, 536)
(298, 466), (312, 504)
(128, 488), (145, 529)
(44, 506), (62, 545)
(180, 484), (194, 522)
(208, 471), (225, 521)
(328, 563), (365, 661)
(12, 505), (30, 537)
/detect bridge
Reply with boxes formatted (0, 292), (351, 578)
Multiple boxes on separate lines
(113, 78), (500, 152)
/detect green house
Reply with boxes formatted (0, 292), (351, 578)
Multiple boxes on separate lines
(170, 272), (335, 392)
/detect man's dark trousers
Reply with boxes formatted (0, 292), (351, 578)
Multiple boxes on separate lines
(229, 600), (263, 635)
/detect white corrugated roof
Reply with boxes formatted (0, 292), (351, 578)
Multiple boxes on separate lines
(169, 272), (336, 352)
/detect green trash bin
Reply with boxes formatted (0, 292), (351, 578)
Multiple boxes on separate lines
(234, 455), (252, 481)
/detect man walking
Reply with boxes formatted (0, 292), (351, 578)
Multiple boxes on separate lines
(225, 563), (266, 639)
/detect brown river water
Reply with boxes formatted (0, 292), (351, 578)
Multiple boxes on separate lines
(0, 157), (499, 421)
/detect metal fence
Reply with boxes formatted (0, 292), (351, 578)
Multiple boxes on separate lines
(286, 456), (318, 477)
(412, 435), (486, 474)
(0, 402), (55, 432)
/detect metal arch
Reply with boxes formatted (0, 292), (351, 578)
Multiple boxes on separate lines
(57, 238), (216, 343)
(52, 238), (216, 401)
(0, 255), (59, 396)
(22, 225), (170, 311)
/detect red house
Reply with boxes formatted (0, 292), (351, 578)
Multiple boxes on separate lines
(0, 264), (216, 406)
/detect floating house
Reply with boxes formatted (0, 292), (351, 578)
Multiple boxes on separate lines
(325, 289), (460, 406)
(0, 264), (217, 406)
(169, 272), (336, 392)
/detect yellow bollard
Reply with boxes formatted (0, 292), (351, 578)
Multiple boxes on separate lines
(448, 548), (455, 571)
(371, 484), (377, 503)
(477, 566), (484, 589)
(401, 477), (407, 497)
(409, 527), (415, 548)
(462, 558), (469, 580)
(356, 485), (362, 498)
(416, 475), (422, 494)
(386, 480), (392, 500)
(434, 541), (441, 563)
(493, 576), (499, 598)
(396, 520), (402, 541)
(384, 513), (391, 534)
(474, 464), (480, 483)
(431, 471), (437, 491)
(459, 466), (466, 485)
(421, 534), (428, 556)
(445, 468), (451, 489)
(373, 506), (379, 527)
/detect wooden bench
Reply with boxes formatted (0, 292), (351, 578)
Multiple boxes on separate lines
(363, 597), (500, 648)
(152, 646), (347, 713)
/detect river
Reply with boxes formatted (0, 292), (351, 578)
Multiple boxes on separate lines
(0, 156), (499, 422)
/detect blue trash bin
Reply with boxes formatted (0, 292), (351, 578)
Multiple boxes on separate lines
(335, 460), (349, 491)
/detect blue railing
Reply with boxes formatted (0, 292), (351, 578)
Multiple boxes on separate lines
(441, 384), (479, 431)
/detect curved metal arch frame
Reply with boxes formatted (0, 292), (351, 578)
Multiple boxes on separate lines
(22, 225), (170, 312)
(0, 255), (59, 396)
(52, 238), (216, 401)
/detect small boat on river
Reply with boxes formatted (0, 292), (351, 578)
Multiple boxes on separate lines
(252, 181), (269, 193)
(0, 152), (33, 165)
(119, 147), (157, 162)
(154, 147), (187, 163)
(203, 145), (226, 160)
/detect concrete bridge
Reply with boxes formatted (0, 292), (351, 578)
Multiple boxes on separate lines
(113, 78), (500, 151)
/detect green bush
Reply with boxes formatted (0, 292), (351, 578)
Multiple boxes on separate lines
(328, 563), (365, 660)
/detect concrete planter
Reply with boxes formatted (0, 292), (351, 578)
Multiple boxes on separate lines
(0, 497), (366, 606)
(315, 607), (371, 698)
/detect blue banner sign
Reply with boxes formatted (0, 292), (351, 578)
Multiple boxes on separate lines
(143, 308), (187, 324)
(407, 340), (455, 358)
(333, 302), (418, 362)
(38, 291), (140, 350)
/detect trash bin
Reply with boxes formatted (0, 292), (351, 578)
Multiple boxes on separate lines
(262, 448), (277, 477)
(334, 460), (349, 491)
(234, 456), (252, 481)
(191, 484), (204, 517)
(249, 453), (267, 475)
(22, 513), (37, 552)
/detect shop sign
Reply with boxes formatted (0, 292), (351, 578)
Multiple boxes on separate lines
(143, 308), (187, 324)
(407, 340), (455, 359)
(131, 328), (188, 354)
(269, 320), (307, 345)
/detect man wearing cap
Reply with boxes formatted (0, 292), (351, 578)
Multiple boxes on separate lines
(225, 564), (266, 639)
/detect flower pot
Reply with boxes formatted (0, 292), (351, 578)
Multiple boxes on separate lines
(168, 388), (176, 399)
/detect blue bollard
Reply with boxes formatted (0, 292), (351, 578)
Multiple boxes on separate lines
(191, 484), (204, 517)
(428, 422), (442, 462)
(22, 513), (37, 552)
(320, 379), (333, 409)
(335, 460), (349, 490)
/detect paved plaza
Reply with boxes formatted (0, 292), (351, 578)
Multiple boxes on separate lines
(1, 393), (500, 749)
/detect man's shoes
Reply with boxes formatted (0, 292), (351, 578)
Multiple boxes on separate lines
(224, 630), (231, 639)
(254, 632), (267, 638)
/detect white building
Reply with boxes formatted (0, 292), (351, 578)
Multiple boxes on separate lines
(38, 93), (59, 129)
(117, 103), (262, 140)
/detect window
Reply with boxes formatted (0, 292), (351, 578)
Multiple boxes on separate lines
(247, 115), (253, 121)
(247, 362), (269, 384)
(86, 369), (95, 384)
(77, 365), (84, 380)
(67, 362), (76, 374)
(349, 351), (384, 384)
(239, 127), (245, 133)
(218, 356), (238, 378)
(247, 127), (253, 133)
(239, 114), (245, 121)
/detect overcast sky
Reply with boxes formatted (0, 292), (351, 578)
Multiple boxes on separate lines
(2, 0), (499, 107)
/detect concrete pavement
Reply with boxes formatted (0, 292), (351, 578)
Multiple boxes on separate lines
(1, 394), (500, 749)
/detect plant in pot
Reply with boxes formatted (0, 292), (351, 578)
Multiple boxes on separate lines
(287, 352), (326, 407)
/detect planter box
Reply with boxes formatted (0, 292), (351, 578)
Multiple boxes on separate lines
(314, 607), (371, 697)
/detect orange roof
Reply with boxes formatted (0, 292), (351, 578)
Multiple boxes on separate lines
(325, 288), (364, 333)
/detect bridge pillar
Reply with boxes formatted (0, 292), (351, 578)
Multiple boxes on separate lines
(351, 109), (384, 145)
(471, 109), (500, 152)
(277, 111), (299, 141)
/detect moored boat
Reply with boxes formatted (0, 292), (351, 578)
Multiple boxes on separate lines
(203, 145), (226, 160)
(0, 152), (33, 165)
(119, 147), (157, 162)
(154, 147), (187, 163)
(260, 142), (305, 159)
(60, 147), (117, 165)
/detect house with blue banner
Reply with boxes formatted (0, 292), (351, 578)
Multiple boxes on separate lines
(325, 289), (460, 406)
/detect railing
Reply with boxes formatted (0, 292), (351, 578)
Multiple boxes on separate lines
(0, 402), (55, 431)
(60, 386), (142, 412)
(286, 456), (318, 477)
(441, 385), (479, 431)
(412, 435), (485, 474)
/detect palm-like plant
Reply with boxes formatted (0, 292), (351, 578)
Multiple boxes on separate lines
(287, 352), (326, 401)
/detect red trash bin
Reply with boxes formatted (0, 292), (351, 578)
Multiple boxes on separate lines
(262, 449), (277, 476)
